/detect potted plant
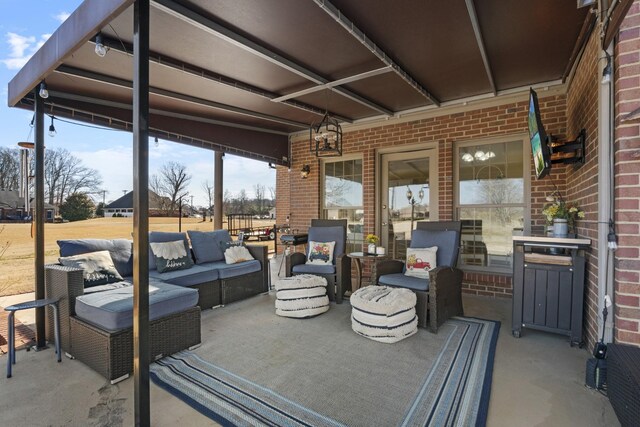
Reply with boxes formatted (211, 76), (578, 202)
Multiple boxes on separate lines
(542, 194), (585, 237)
(364, 234), (379, 254)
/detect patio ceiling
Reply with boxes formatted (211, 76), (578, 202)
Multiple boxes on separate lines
(8, 0), (592, 165)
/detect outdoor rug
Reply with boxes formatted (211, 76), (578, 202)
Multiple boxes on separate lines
(150, 293), (500, 427)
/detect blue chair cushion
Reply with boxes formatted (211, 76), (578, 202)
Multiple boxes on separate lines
(206, 260), (262, 279)
(378, 273), (429, 292)
(410, 229), (458, 267)
(292, 263), (336, 275)
(149, 263), (220, 287)
(149, 232), (190, 271)
(58, 239), (133, 277)
(307, 226), (345, 263)
(187, 230), (232, 264)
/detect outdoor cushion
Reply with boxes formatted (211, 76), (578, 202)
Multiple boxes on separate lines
(405, 246), (437, 279)
(75, 280), (198, 332)
(292, 263), (336, 275)
(57, 239), (133, 277)
(378, 273), (429, 292)
(410, 229), (457, 267)
(149, 263), (220, 287)
(148, 232), (190, 271)
(274, 274), (329, 318)
(59, 250), (123, 288)
(306, 240), (335, 265)
(81, 281), (131, 295)
(350, 286), (418, 343)
(206, 260), (261, 279)
(224, 245), (254, 264)
(150, 240), (194, 273)
(307, 226), (344, 263)
(187, 230), (231, 264)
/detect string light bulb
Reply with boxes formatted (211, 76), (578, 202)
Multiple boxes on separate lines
(48, 116), (56, 137)
(94, 34), (108, 57)
(39, 81), (49, 99)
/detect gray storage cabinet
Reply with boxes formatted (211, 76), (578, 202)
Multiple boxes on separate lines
(512, 236), (591, 346)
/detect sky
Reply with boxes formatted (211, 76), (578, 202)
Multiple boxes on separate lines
(0, 0), (275, 207)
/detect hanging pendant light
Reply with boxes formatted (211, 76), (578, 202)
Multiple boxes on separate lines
(309, 112), (342, 157)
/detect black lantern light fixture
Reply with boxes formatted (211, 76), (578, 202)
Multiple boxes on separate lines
(300, 164), (311, 179)
(309, 112), (342, 157)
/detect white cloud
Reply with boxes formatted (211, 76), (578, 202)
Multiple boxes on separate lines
(1, 32), (51, 70)
(54, 12), (71, 24)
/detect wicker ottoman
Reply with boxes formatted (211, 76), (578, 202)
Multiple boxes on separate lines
(351, 286), (418, 343)
(274, 274), (330, 318)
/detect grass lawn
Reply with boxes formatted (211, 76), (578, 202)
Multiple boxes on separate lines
(0, 217), (275, 296)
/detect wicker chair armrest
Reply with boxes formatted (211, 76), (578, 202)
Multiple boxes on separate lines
(372, 259), (405, 284)
(45, 264), (84, 314)
(246, 245), (269, 292)
(428, 266), (464, 332)
(285, 252), (306, 277)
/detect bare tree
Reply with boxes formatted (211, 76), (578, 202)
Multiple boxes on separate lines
(201, 180), (214, 221)
(0, 147), (20, 190)
(223, 189), (232, 215)
(253, 183), (265, 213)
(237, 189), (248, 213)
(153, 161), (191, 216)
(43, 148), (103, 205)
(268, 186), (275, 201)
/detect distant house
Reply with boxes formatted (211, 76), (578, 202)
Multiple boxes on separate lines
(104, 190), (171, 217)
(0, 190), (56, 221)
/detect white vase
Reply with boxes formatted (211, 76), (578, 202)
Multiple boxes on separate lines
(553, 218), (568, 238)
(368, 243), (376, 254)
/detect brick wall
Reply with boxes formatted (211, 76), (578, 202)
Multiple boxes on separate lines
(614, 0), (640, 346)
(277, 93), (568, 296)
(565, 24), (600, 349)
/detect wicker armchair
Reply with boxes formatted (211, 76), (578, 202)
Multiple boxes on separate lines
(372, 221), (464, 333)
(285, 219), (351, 303)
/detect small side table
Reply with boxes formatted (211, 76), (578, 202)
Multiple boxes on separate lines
(348, 252), (390, 290)
(5, 298), (61, 378)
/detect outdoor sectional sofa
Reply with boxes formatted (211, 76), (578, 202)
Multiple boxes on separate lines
(44, 230), (270, 382)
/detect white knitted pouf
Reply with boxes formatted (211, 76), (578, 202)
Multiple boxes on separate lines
(350, 286), (418, 343)
(275, 274), (330, 318)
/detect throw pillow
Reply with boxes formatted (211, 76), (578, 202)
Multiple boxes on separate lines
(150, 240), (194, 273)
(404, 246), (438, 279)
(59, 250), (123, 288)
(306, 241), (335, 265)
(224, 245), (255, 264)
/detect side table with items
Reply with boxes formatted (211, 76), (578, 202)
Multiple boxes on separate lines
(348, 252), (391, 290)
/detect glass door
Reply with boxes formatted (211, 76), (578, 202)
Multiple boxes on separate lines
(381, 150), (437, 259)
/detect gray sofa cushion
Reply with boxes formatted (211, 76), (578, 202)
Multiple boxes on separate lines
(410, 229), (458, 267)
(58, 239), (133, 277)
(148, 232), (190, 271)
(187, 230), (231, 264)
(149, 264), (220, 287)
(74, 281), (198, 332)
(292, 263), (336, 275)
(378, 273), (429, 292)
(206, 260), (262, 279)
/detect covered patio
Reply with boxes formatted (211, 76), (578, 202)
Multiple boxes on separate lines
(5, 0), (640, 425)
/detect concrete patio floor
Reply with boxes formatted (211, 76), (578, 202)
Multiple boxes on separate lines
(0, 257), (619, 426)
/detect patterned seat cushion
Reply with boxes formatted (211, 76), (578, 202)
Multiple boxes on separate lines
(350, 286), (418, 343)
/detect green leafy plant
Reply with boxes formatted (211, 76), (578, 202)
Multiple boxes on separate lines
(542, 196), (585, 228)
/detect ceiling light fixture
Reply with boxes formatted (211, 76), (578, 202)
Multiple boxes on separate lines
(309, 112), (342, 157)
(94, 34), (108, 57)
(48, 116), (56, 137)
(39, 81), (49, 99)
(463, 148), (496, 162)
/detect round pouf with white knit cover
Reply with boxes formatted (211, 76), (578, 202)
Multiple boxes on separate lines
(350, 286), (418, 343)
(275, 274), (330, 318)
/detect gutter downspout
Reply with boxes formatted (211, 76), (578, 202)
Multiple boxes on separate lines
(598, 40), (615, 343)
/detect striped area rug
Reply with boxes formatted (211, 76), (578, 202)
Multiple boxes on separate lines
(151, 294), (499, 427)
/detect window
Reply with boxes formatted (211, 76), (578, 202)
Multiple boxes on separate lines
(455, 139), (527, 273)
(322, 157), (363, 252)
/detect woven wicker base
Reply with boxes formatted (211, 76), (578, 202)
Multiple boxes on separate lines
(68, 306), (201, 381)
(191, 280), (221, 309)
(221, 270), (267, 305)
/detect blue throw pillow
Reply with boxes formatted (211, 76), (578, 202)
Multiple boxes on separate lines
(187, 230), (231, 263)
(149, 240), (194, 273)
